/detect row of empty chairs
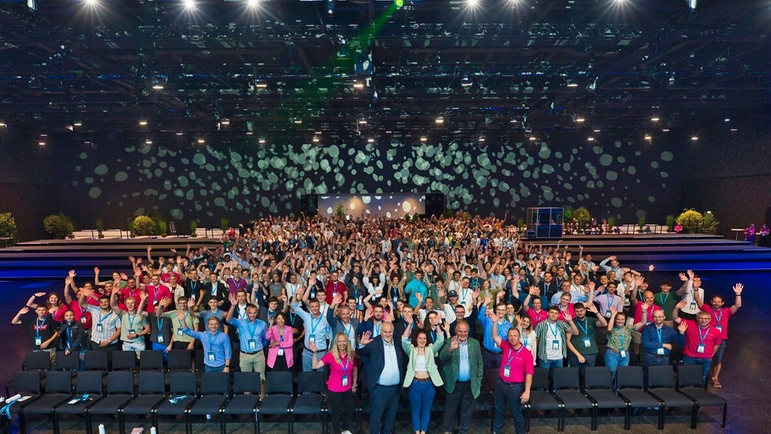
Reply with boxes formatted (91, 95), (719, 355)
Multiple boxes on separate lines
(8, 370), (325, 434)
(527, 365), (726, 431)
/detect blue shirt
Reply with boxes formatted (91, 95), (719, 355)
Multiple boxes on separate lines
(404, 279), (428, 309)
(201, 310), (226, 332)
(378, 340), (401, 386)
(479, 306), (512, 353)
(292, 302), (331, 350)
(183, 329), (232, 367)
(458, 340), (471, 381)
(230, 317), (268, 352)
(641, 323), (683, 356)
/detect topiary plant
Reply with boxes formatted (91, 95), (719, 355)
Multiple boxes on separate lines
(666, 215), (675, 231)
(676, 209), (703, 234)
(43, 213), (75, 239)
(573, 207), (591, 229)
(0, 212), (17, 245)
(220, 218), (229, 233)
(701, 211), (719, 235)
(190, 221), (198, 237)
(133, 216), (156, 236)
(95, 219), (104, 239)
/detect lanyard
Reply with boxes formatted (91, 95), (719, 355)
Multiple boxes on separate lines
(533, 310), (545, 322)
(341, 356), (350, 374)
(644, 306), (654, 320)
(617, 327), (626, 348)
(177, 312), (189, 327)
(461, 288), (469, 301)
(547, 321), (559, 338)
(576, 318), (589, 336)
(157, 316), (164, 332)
(35, 318), (44, 336)
(374, 323), (381, 335)
(277, 326), (285, 342)
(714, 308), (724, 324)
(207, 331), (219, 349)
(65, 323), (73, 348)
(245, 319), (260, 339)
(505, 344), (525, 366)
(128, 312), (137, 328)
(310, 315), (322, 335)
(656, 326), (663, 344)
(658, 292), (670, 305)
(698, 326), (710, 343)
(98, 311), (112, 324)
(343, 323), (352, 337)
(606, 294), (613, 311)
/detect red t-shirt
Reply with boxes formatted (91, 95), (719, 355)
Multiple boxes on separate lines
(633, 304), (662, 330)
(557, 304), (576, 323)
(325, 280), (348, 305)
(67, 300), (93, 330)
(321, 353), (355, 393)
(682, 319), (723, 359)
(701, 305), (732, 340)
(527, 308), (548, 327)
(498, 340), (534, 383)
(145, 285), (172, 311)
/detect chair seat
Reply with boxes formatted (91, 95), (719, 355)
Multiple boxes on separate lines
(56, 399), (99, 415)
(257, 395), (292, 415)
(649, 389), (694, 408)
(528, 391), (561, 411)
(554, 390), (594, 409)
(88, 395), (134, 414)
(680, 388), (726, 407)
(223, 395), (260, 414)
(585, 390), (628, 409)
(122, 396), (165, 415)
(154, 397), (196, 415)
(618, 389), (661, 408)
(21, 395), (71, 414)
(293, 394), (324, 415)
(189, 396), (228, 415)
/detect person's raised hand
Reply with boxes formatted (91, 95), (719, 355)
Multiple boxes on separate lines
(94, 267), (100, 275)
(678, 321), (688, 334)
(733, 283), (744, 295)
(34, 292), (46, 298)
(359, 331), (373, 346)
(679, 273), (688, 282)
(69, 269), (76, 278)
(563, 312), (573, 322)
(676, 300), (687, 310)
(450, 336), (459, 351)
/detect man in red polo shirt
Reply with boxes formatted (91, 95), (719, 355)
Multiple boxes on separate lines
(697, 283), (743, 388)
(673, 300), (723, 385)
(490, 317), (533, 434)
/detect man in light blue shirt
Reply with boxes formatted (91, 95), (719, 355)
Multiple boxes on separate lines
(480, 303), (513, 393)
(182, 316), (231, 372)
(291, 288), (331, 371)
(225, 294), (268, 377)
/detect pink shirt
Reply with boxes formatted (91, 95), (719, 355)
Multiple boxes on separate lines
(145, 285), (172, 311)
(527, 308), (548, 327)
(633, 304), (661, 330)
(701, 305), (733, 340)
(557, 304), (576, 322)
(681, 319), (723, 359)
(498, 340), (534, 383)
(265, 325), (294, 369)
(321, 353), (355, 393)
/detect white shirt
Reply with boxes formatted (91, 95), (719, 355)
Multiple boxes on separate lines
(378, 340), (401, 386)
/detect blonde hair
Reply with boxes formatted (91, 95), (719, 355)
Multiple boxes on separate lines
(330, 332), (355, 365)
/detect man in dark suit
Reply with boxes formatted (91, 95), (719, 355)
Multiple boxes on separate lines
(440, 320), (484, 434)
(200, 272), (229, 311)
(356, 321), (406, 434)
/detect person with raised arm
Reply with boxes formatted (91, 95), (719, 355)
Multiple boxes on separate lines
(697, 283), (743, 388)
(110, 287), (150, 356)
(534, 306), (579, 374)
(311, 332), (358, 434)
(605, 308), (648, 379)
(12, 304), (60, 359)
(180, 314), (231, 373)
(158, 296), (198, 351)
(440, 320), (484, 434)
(401, 312), (445, 434)
(566, 302), (607, 376)
(80, 288), (121, 352)
(641, 309), (683, 368)
(291, 286), (332, 371)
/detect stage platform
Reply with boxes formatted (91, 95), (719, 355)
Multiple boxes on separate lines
(0, 233), (769, 279)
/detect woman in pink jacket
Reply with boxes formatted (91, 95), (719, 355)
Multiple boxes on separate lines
(266, 311), (294, 371)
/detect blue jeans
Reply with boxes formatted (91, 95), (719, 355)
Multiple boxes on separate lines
(408, 379), (435, 432)
(604, 349), (629, 379)
(568, 352), (597, 378)
(539, 358), (563, 378)
(493, 380), (525, 434)
(205, 364), (225, 372)
(643, 352), (670, 368)
(683, 356), (712, 385)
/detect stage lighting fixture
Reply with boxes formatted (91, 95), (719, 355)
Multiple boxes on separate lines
(73, 120), (82, 127)
(688, 0), (697, 11)
(38, 142), (46, 146)
(528, 136), (536, 141)
(367, 138), (375, 143)
(420, 136), (427, 142)
(662, 128), (670, 132)
(139, 120), (148, 126)
(312, 136), (320, 143)
(146, 139), (153, 145)
(566, 80), (578, 88)
(731, 128), (738, 132)
(85, 0), (99, 6)
(221, 118), (230, 126)
(353, 82), (365, 89)
(461, 76), (472, 87)
(724, 118), (730, 122)
(176, 132), (183, 136)
(258, 137), (266, 144)
(358, 119), (367, 125)
(247, 0), (259, 8)
(197, 138), (205, 144)
(0, 122), (5, 127)
(644, 135), (652, 140)
(255, 81), (268, 89)
(152, 83), (164, 90)
(587, 137), (595, 141)
(478, 136), (485, 142)
(183, 0), (196, 10)
(327, 0), (336, 15)
(691, 136), (698, 141)
(575, 117), (585, 123)
(435, 116), (444, 124)
(593, 129), (601, 133)
(395, 0), (403, 8)
(467, 0), (480, 7)
(651, 116), (660, 122)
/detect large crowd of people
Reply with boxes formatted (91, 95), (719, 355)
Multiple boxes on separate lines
(10, 215), (744, 434)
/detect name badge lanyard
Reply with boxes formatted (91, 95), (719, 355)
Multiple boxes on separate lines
(644, 306), (654, 323)
(207, 331), (219, 361)
(310, 316), (322, 343)
(618, 329), (626, 355)
(128, 312), (138, 334)
(340, 356), (351, 386)
(65, 323), (73, 349)
(658, 292), (670, 306)
(98, 311), (112, 332)
(373, 323), (381, 337)
(606, 294), (614, 315)
(35, 318), (44, 338)
(157, 317), (165, 339)
(505, 345), (525, 370)
(656, 327), (664, 353)
(461, 288), (469, 303)
(177, 312), (189, 334)
(698, 326), (710, 345)
(714, 308), (724, 326)
(245, 320), (260, 350)
(577, 318), (590, 337)
(548, 321), (559, 339)
(533, 310), (545, 323)
(344, 323), (353, 341)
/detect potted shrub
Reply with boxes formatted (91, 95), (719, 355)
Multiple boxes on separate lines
(133, 216), (155, 236)
(607, 216), (615, 234)
(573, 207), (591, 233)
(0, 212), (17, 246)
(220, 218), (229, 234)
(190, 221), (198, 237)
(95, 219), (105, 239)
(666, 215), (675, 232)
(637, 215), (647, 233)
(676, 209), (703, 234)
(43, 213), (75, 239)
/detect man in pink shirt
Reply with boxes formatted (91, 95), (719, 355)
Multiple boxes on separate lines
(141, 274), (173, 311)
(697, 283), (743, 388)
(325, 270), (348, 305)
(673, 300), (723, 385)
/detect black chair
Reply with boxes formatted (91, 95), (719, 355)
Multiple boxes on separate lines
(256, 371), (295, 434)
(140, 350), (165, 372)
(7, 371), (43, 434)
(188, 372), (230, 434)
(583, 366), (630, 430)
(291, 371), (327, 434)
(152, 371), (197, 434)
(119, 371), (167, 434)
(552, 367), (596, 430)
(52, 351), (80, 371)
(53, 371), (105, 434)
(167, 349), (193, 372)
(84, 351), (109, 371)
(616, 366), (663, 429)
(111, 351), (137, 372)
(677, 365), (727, 429)
(23, 351), (52, 372)
(646, 365), (695, 429)
(18, 371), (73, 434)
(85, 371), (136, 434)
(222, 372), (261, 434)
(524, 367), (562, 432)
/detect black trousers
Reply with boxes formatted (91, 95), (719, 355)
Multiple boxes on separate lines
(483, 350), (503, 393)
(329, 390), (355, 434)
(443, 381), (474, 434)
(369, 383), (400, 434)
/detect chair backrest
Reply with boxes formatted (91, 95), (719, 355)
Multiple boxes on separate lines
(138, 371), (166, 395)
(139, 350), (165, 371)
(677, 365), (704, 389)
(107, 371), (136, 395)
(167, 350), (192, 371)
(552, 367), (580, 391)
(531, 367), (550, 391)
(25, 351), (51, 371)
(46, 371), (73, 394)
(584, 366), (612, 391)
(297, 371), (325, 394)
(52, 351), (80, 371)
(233, 372), (261, 395)
(647, 365), (675, 389)
(76, 371), (105, 395)
(265, 371), (294, 395)
(111, 351), (137, 371)
(84, 351), (109, 371)
(13, 371), (42, 395)
(617, 366), (644, 390)
(169, 371), (197, 395)
(200, 372), (229, 396)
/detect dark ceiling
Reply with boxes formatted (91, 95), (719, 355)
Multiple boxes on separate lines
(0, 0), (769, 143)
